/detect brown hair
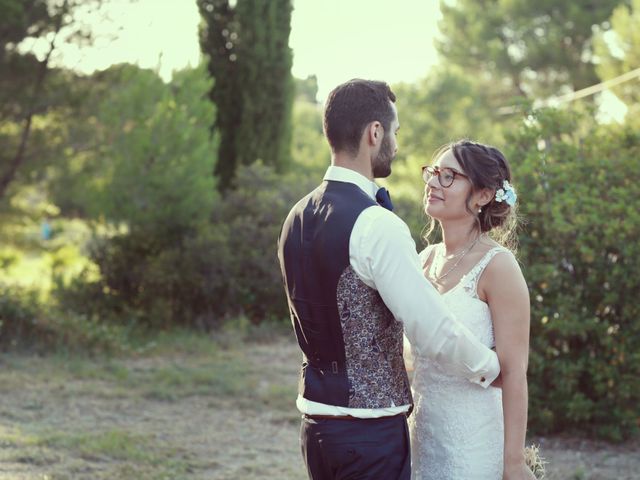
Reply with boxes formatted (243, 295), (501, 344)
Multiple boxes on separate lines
(424, 139), (520, 251)
(323, 79), (396, 155)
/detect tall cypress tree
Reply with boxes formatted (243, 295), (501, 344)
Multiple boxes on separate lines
(198, 0), (293, 190)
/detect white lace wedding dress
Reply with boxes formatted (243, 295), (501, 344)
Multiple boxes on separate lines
(409, 245), (507, 480)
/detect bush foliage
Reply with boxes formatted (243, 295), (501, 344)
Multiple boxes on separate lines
(67, 162), (315, 330)
(0, 283), (130, 354)
(505, 108), (640, 440)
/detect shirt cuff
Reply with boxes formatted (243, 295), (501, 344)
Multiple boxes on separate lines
(469, 351), (500, 388)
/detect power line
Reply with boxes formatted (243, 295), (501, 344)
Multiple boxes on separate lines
(498, 66), (640, 115)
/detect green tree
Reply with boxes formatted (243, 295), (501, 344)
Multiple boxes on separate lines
(198, 0), (294, 189)
(53, 64), (221, 327)
(289, 97), (326, 178)
(294, 74), (319, 103)
(437, 0), (625, 102)
(0, 0), (106, 200)
(51, 64), (217, 233)
(392, 66), (505, 162)
(0, 0), (60, 200)
(594, 0), (640, 117)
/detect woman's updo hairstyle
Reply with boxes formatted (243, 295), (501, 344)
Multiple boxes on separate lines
(426, 139), (520, 251)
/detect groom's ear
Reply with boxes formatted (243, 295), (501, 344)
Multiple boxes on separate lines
(366, 121), (382, 146)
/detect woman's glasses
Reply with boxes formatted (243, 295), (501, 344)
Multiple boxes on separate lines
(422, 165), (468, 188)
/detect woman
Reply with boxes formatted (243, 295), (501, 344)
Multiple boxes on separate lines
(408, 140), (536, 480)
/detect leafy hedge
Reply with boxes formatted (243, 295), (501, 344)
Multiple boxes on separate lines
(505, 108), (639, 440)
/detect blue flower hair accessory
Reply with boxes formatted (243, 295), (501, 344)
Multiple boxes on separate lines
(495, 180), (517, 206)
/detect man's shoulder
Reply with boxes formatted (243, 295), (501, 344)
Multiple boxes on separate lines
(360, 203), (407, 223)
(286, 183), (324, 213)
(355, 205), (411, 237)
(325, 180), (376, 206)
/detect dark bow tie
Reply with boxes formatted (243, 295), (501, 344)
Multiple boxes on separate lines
(376, 187), (394, 211)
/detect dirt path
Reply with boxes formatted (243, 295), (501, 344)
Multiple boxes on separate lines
(0, 335), (637, 479)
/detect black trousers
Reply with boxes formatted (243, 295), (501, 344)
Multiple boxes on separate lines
(301, 414), (411, 480)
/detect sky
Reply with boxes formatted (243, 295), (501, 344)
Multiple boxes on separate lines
(288, 0), (442, 100)
(40, 0), (442, 103)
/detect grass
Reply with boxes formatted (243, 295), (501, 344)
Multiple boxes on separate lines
(0, 319), (297, 406)
(39, 430), (154, 462)
(2, 328), (639, 479)
(37, 321), (619, 477)
(572, 467), (586, 480)
(0, 325), (302, 479)
(0, 426), (194, 479)
(139, 356), (253, 401)
(125, 327), (223, 357)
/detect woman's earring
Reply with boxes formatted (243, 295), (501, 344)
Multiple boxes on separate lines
(477, 207), (482, 213)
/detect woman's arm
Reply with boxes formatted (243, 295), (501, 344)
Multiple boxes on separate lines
(480, 251), (535, 479)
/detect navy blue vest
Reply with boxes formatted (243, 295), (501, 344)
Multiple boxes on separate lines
(278, 180), (411, 409)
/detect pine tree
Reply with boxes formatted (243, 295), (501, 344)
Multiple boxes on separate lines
(198, 0), (293, 190)
(0, 0), (107, 200)
(437, 0), (625, 100)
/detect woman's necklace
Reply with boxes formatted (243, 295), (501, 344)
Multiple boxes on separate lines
(432, 235), (480, 283)
(442, 244), (470, 260)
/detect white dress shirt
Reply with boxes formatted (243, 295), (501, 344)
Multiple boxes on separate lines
(297, 166), (500, 418)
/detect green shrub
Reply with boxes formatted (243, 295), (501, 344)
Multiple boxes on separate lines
(212, 161), (317, 321)
(66, 161), (316, 329)
(505, 107), (640, 440)
(47, 311), (132, 355)
(0, 284), (45, 349)
(0, 283), (128, 354)
(135, 223), (234, 329)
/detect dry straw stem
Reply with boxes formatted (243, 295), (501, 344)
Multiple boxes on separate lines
(525, 443), (547, 479)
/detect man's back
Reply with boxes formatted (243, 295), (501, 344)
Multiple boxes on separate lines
(278, 179), (411, 409)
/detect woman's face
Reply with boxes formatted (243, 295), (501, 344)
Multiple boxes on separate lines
(424, 149), (474, 222)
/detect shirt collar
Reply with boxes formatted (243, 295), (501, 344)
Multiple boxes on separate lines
(323, 166), (378, 200)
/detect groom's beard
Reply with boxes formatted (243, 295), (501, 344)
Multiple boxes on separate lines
(372, 133), (395, 178)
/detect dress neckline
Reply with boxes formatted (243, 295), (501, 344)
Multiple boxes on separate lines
(426, 245), (505, 296)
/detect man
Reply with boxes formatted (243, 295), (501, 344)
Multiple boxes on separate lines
(277, 79), (500, 479)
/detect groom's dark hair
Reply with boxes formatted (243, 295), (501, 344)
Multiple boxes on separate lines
(323, 79), (396, 155)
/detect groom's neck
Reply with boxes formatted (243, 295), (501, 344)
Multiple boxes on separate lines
(331, 152), (374, 181)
